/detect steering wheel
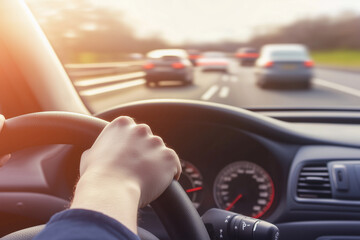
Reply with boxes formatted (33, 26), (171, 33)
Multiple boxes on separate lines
(0, 112), (210, 240)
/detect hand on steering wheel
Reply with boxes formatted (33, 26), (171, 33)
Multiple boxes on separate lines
(0, 112), (210, 240)
(71, 116), (182, 233)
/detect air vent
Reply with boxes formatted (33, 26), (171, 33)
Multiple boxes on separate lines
(297, 164), (332, 199)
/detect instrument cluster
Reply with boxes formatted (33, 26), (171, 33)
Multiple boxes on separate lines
(178, 160), (276, 219)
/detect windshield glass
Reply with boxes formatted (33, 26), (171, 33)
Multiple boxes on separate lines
(26, 0), (360, 112)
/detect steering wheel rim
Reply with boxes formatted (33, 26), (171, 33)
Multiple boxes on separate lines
(0, 111), (210, 240)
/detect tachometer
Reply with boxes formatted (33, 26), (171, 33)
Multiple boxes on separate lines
(178, 161), (203, 209)
(213, 161), (274, 218)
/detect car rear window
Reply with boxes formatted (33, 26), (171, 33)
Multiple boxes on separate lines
(270, 50), (309, 60)
(161, 56), (182, 61)
(202, 52), (226, 58)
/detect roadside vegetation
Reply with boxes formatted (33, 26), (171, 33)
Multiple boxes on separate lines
(28, 0), (360, 68)
(311, 50), (360, 68)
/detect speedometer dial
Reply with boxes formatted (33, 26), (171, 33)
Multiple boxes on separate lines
(179, 161), (203, 209)
(213, 161), (274, 218)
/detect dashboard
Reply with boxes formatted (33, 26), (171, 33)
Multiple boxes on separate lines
(3, 104), (360, 239)
(151, 122), (282, 220)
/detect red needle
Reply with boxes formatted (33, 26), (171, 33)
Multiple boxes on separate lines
(226, 194), (243, 211)
(186, 187), (203, 193)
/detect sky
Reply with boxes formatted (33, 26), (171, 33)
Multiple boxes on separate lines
(32, 0), (360, 44)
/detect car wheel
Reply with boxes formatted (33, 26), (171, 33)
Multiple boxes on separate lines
(184, 75), (193, 85)
(301, 80), (311, 89)
(257, 79), (267, 89)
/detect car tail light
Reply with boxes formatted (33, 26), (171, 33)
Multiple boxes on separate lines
(172, 62), (185, 69)
(304, 60), (314, 68)
(143, 63), (155, 70)
(264, 61), (273, 68)
(189, 55), (200, 60)
(236, 53), (259, 58)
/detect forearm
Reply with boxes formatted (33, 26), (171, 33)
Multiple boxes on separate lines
(70, 172), (141, 234)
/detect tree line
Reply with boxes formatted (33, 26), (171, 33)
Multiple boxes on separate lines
(28, 0), (360, 62)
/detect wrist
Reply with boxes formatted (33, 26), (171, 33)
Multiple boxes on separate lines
(71, 171), (141, 234)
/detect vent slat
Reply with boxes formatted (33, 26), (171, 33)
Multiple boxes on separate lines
(297, 163), (332, 199)
(302, 167), (328, 171)
(298, 182), (331, 188)
(300, 172), (329, 177)
(297, 189), (332, 194)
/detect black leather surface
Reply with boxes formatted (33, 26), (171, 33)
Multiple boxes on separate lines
(1, 225), (160, 240)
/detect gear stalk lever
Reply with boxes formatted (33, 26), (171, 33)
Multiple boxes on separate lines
(202, 209), (279, 240)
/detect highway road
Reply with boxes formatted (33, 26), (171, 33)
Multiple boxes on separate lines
(81, 60), (360, 113)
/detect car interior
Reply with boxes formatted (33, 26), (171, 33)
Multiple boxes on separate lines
(1, 1), (360, 240)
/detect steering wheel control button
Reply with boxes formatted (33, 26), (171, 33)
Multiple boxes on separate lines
(202, 208), (279, 240)
(332, 164), (349, 191)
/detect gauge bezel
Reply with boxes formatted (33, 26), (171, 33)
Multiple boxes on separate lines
(213, 160), (275, 218)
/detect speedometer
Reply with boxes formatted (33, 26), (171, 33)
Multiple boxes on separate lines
(179, 161), (203, 209)
(213, 161), (274, 218)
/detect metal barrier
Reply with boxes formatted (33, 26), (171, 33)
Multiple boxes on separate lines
(65, 61), (146, 97)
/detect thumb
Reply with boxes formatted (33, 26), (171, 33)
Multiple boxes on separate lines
(0, 114), (5, 132)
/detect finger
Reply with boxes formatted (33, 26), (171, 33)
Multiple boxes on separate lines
(0, 154), (11, 167)
(163, 148), (182, 180)
(133, 124), (152, 136)
(112, 116), (136, 127)
(148, 136), (164, 147)
(0, 114), (5, 132)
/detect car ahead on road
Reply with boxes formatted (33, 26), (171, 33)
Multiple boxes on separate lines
(196, 51), (230, 72)
(143, 49), (194, 86)
(255, 44), (314, 88)
(235, 47), (259, 66)
(2, 1), (360, 240)
(187, 49), (201, 66)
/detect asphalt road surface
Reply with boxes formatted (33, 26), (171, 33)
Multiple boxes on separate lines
(84, 60), (360, 113)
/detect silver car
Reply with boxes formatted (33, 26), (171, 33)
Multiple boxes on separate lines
(143, 49), (194, 87)
(255, 44), (314, 88)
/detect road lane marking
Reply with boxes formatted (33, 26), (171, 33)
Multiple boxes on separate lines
(313, 78), (360, 98)
(222, 75), (229, 82)
(201, 85), (219, 100)
(80, 79), (145, 96)
(219, 86), (230, 98)
(75, 71), (145, 87)
(230, 76), (238, 83)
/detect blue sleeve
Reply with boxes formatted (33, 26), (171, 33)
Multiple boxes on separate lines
(33, 209), (140, 240)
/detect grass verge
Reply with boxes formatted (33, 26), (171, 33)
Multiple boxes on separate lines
(311, 50), (360, 68)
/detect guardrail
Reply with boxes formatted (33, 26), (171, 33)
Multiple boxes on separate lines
(65, 61), (144, 79)
(65, 61), (146, 97)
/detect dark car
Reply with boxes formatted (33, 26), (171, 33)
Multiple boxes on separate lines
(143, 49), (194, 86)
(235, 47), (259, 66)
(255, 44), (314, 88)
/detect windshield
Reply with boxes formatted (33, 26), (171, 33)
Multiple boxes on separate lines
(26, 0), (360, 112)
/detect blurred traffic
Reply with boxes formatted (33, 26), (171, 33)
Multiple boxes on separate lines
(143, 49), (194, 87)
(27, 0), (360, 110)
(255, 44), (313, 88)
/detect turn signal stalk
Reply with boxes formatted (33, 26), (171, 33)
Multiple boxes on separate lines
(202, 209), (279, 240)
